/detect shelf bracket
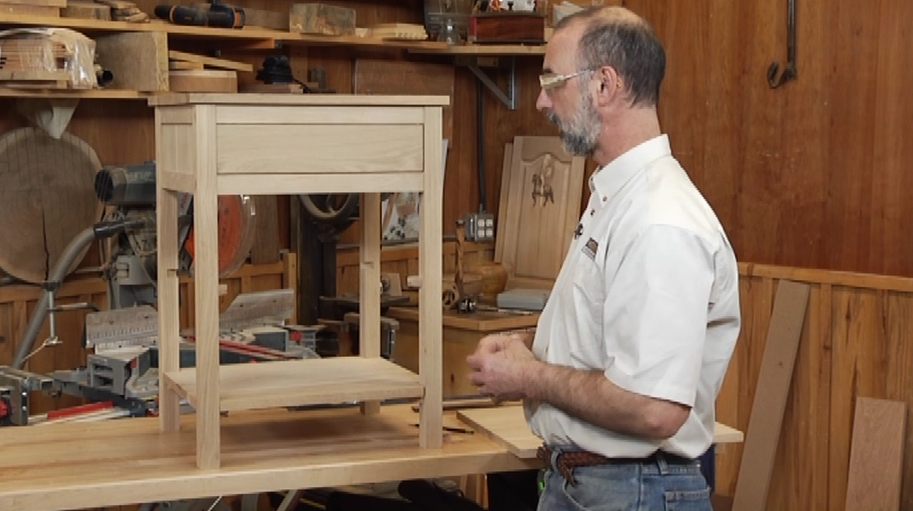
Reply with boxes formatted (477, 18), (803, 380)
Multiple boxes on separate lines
(464, 57), (517, 111)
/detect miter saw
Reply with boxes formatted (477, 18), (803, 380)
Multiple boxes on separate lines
(0, 161), (325, 426)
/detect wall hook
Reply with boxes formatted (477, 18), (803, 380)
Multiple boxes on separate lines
(768, 0), (797, 88)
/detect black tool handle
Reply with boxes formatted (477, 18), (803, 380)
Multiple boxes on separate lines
(154, 5), (208, 26)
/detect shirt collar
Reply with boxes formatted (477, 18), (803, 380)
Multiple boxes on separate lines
(588, 134), (672, 203)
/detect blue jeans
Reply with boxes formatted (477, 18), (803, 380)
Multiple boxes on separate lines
(537, 447), (711, 511)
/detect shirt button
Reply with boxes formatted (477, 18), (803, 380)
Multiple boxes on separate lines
(590, 209), (595, 216)
(602, 197), (607, 202)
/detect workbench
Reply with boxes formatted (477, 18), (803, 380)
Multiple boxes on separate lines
(0, 404), (538, 511)
(0, 402), (743, 511)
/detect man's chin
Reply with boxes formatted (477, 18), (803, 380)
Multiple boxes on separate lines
(559, 133), (595, 157)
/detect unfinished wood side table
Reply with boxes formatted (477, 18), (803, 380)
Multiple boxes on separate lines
(151, 93), (446, 469)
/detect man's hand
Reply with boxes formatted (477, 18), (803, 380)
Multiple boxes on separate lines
(467, 333), (539, 401)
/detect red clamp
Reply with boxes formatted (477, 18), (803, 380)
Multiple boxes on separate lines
(0, 398), (8, 419)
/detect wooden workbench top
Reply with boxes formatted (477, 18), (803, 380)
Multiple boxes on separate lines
(0, 404), (537, 511)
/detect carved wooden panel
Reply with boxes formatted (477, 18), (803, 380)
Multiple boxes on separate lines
(495, 136), (584, 289)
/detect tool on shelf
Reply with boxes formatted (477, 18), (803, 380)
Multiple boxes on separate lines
(154, 0), (245, 29)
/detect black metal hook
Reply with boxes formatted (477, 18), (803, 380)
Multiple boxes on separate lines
(768, 0), (797, 88)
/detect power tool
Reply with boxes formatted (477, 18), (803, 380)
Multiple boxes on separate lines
(154, 0), (245, 29)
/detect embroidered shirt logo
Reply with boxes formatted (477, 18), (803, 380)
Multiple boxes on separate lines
(582, 238), (598, 260)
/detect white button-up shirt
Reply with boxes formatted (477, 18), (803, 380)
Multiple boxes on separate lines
(525, 135), (741, 459)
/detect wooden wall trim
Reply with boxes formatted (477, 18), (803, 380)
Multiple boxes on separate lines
(740, 263), (913, 293)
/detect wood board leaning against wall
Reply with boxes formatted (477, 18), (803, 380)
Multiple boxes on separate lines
(716, 263), (913, 511)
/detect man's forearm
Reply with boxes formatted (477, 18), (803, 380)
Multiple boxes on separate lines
(523, 361), (688, 439)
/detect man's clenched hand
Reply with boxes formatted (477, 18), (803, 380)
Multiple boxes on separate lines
(467, 333), (539, 401)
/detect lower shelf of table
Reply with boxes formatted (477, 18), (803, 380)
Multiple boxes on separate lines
(163, 356), (425, 412)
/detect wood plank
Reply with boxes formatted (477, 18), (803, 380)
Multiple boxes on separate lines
(95, 31), (169, 92)
(169, 70), (238, 93)
(168, 50), (253, 72)
(458, 405), (540, 458)
(844, 397), (906, 511)
(732, 280), (811, 511)
(0, 404), (537, 511)
(458, 405), (745, 460)
(359, 192), (382, 415)
(419, 105), (444, 449)
(740, 262), (913, 294)
(165, 357), (423, 412)
(169, 60), (204, 71)
(192, 103), (221, 469)
(249, 195), (281, 265)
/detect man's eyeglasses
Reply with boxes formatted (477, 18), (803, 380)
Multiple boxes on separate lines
(538, 68), (595, 90)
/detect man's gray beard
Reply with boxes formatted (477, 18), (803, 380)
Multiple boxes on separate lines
(547, 99), (599, 157)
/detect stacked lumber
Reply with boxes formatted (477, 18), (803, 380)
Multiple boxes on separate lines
(0, 29), (97, 89)
(94, 0), (149, 22)
(167, 51), (251, 93)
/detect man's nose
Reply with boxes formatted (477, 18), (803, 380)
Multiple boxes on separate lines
(536, 88), (551, 111)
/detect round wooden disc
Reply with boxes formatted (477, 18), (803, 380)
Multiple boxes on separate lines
(0, 127), (102, 283)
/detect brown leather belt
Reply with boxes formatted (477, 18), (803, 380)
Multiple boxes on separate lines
(536, 445), (694, 486)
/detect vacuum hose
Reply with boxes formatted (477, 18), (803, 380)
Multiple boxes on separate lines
(11, 219), (147, 369)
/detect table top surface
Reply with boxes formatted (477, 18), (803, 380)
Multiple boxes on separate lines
(0, 403), (536, 511)
(149, 93), (452, 107)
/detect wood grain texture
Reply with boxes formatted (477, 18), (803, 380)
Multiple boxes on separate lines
(95, 32), (169, 92)
(458, 406), (743, 460)
(249, 195), (281, 264)
(0, 127), (102, 283)
(0, 404), (538, 511)
(166, 357), (423, 411)
(496, 136), (584, 289)
(844, 397), (906, 511)
(732, 280), (810, 511)
(458, 405), (541, 458)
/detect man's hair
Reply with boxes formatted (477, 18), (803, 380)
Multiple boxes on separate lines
(557, 7), (666, 107)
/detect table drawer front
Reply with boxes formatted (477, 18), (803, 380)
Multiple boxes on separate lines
(217, 124), (424, 174)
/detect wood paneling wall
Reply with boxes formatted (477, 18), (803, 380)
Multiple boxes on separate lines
(717, 263), (913, 511)
(630, 0), (913, 277)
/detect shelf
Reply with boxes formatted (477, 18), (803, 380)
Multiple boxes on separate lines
(409, 44), (545, 56)
(163, 357), (424, 412)
(0, 14), (544, 54)
(0, 88), (159, 99)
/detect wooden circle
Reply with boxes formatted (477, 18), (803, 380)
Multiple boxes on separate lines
(0, 127), (103, 283)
